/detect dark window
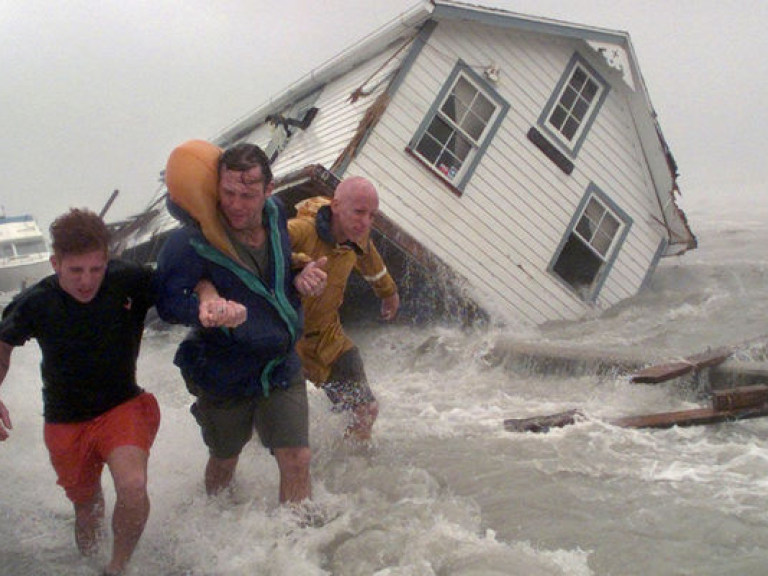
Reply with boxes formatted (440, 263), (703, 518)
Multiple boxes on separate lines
(550, 186), (630, 301)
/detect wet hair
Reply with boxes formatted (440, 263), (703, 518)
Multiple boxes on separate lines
(49, 208), (110, 257)
(218, 143), (273, 186)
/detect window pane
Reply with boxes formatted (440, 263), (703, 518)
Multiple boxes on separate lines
(450, 77), (476, 123)
(560, 86), (577, 109)
(572, 98), (589, 121)
(426, 116), (453, 147)
(582, 79), (599, 102)
(584, 198), (605, 222)
(570, 67), (587, 90)
(562, 117), (580, 140)
(462, 109), (487, 141)
(597, 211), (620, 239)
(448, 131), (472, 162)
(454, 77), (478, 107)
(440, 94), (459, 122)
(592, 212), (620, 255)
(592, 230), (612, 256)
(436, 156), (461, 179)
(575, 216), (594, 241)
(472, 92), (495, 124)
(415, 133), (443, 164)
(549, 106), (566, 130)
(589, 202), (620, 256)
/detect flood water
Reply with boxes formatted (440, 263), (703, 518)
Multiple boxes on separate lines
(2, 201), (768, 575)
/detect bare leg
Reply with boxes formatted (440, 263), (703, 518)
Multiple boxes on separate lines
(205, 455), (239, 496)
(103, 445), (150, 575)
(74, 488), (105, 556)
(273, 446), (311, 503)
(345, 401), (379, 442)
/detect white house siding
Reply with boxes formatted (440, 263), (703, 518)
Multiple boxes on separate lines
(347, 19), (668, 325)
(266, 42), (413, 179)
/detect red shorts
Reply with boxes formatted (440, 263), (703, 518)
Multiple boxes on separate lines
(44, 393), (161, 503)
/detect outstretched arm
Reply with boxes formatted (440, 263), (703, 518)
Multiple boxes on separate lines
(0, 340), (15, 441)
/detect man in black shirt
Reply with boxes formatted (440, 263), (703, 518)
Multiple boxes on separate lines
(0, 208), (159, 576)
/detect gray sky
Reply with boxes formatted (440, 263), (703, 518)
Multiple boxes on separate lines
(2, 0), (766, 233)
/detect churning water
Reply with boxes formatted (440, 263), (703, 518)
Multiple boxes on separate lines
(3, 201), (768, 575)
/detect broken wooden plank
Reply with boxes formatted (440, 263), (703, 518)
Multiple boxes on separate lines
(503, 409), (583, 433)
(610, 404), (768, 429)
(504, 386), (768, 433)
(711, 385), (768, 411)
(630, 347), (732, 384)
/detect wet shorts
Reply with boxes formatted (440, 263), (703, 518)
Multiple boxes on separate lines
(190, 380), (309, 460)
(323, 347), (376, 410)
(44, 392), (161, 504)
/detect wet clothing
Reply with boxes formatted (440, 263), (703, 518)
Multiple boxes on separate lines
(288, 196), (396, 386)
(188, 380), (309, 459)
(44, 392), (160, 503)
(155, 197), (304, 399)
(0, 260), (156, 423)
(323, 347), (375, 410)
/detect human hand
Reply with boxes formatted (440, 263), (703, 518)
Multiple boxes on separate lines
(0, 399), (12, 441)
(295, 257), (328, 297)
(380, 292), (400, 321)
(199, 297), (247, 328)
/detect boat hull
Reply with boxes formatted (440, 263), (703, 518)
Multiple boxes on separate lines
(0, 258), (51, 293)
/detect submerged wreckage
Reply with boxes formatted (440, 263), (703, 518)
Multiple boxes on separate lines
(109, 0), (695, 326)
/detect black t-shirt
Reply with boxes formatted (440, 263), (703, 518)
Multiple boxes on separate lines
(0, 260), (156, 422)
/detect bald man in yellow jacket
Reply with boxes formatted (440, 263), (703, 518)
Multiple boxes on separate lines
(288, 176), (399, 441)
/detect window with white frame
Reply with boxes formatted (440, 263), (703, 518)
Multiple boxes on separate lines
(550, 185), (631, 301)
(409, 61), (508, 192)
(538, 53), (608, 158)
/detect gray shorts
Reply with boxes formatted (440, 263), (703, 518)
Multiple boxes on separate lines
(323, 347), (376, 411)
(189, 380), (309, 459)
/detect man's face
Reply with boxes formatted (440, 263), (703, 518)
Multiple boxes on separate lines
(331, 187), (379, 244)
(50, 249), (108, 303)
(218, 165), (273, 231)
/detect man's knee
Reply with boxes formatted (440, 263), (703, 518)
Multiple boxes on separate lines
(275, 446), (311, 474)
(113, 469), (148, 502)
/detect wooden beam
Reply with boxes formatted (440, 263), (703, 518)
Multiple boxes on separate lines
(610, 405), (768, 429)
(504, 386), (768, 433)
(711, 384), (768, 411)
(630, 347), (732, 383)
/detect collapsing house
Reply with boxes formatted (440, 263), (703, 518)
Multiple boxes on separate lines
(110, 0), (696, 326)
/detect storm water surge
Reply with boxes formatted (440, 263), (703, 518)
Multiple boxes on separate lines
(3, 211), (768, 574)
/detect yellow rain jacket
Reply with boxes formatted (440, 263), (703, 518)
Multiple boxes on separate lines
(288, 196), (397, 384)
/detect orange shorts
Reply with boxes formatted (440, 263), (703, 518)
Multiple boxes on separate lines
(44, 392), (161, 503)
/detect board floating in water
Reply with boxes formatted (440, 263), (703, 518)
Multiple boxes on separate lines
(629, 347), (733, 383)
(505, 385), (768, 433)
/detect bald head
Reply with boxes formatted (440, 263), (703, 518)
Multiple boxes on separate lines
(330, 176), (379, 244)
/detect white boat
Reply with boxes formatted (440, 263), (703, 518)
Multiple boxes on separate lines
(0, 214), (51, 293)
